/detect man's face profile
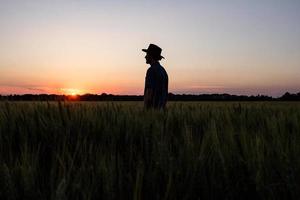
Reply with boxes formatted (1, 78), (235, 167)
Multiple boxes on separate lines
(145, 53), (152, 64)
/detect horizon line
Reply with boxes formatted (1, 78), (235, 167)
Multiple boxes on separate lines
(1, 91), (299, 98)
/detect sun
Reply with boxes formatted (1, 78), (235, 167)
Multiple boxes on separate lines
(69, 89), (81, 96)
(70, 91), (78, 96)
(60, 88), (82, 96)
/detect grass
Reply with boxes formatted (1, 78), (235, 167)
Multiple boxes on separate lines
(0, 101), (299, 200)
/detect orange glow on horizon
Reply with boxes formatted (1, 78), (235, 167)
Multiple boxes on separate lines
(59, 88), (84, 96)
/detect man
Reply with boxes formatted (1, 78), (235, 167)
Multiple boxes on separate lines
(142, 43), (168, 110)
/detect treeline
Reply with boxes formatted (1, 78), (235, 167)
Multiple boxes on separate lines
(0, 92), (299, 101)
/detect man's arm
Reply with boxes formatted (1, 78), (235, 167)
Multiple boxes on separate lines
(144, 88), (154, 108)
(144, 68), (155, 108)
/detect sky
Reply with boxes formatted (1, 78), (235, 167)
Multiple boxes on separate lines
(0, 0), (299, 97)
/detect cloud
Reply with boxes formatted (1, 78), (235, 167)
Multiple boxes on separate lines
(188, 85), (226, 89)
(0, 84), (51, 94)
(26, 87), (47, 92)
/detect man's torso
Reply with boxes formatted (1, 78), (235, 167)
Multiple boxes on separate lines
(144, 62), (168, 109)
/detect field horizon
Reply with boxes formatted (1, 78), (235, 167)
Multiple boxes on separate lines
(1, 91), (300, 102)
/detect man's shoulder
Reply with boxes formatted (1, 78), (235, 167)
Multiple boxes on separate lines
(147, 63), (167, 76)
(158, 65), (168, 78)
(146, 67), (155, 76)
(147, 66), (154, 72)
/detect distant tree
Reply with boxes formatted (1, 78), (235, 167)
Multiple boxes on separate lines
(280, 92), (300, 101)
(2, 92), (300, 101)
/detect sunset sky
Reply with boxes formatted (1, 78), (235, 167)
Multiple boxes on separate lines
(0, 0), (299, 97)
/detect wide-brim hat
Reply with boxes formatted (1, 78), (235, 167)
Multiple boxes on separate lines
(142, 43), (165, 59)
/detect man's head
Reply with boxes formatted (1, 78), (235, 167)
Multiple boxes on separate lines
(142, 44), (164, 64)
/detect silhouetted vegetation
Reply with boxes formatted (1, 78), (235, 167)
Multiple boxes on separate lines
(279, 92), (300, 101)
(1, 92), (300, 101)
(0, 102), (299, 199)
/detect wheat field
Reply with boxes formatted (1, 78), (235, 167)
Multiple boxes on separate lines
(0, 101), (299, 199)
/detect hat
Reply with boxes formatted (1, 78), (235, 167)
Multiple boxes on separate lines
(142, 43), (165, 59)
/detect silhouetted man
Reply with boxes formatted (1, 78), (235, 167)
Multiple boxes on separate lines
(143, 44), (168, 110)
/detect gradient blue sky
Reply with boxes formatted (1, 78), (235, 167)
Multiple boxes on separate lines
(0, 0), (299, 96)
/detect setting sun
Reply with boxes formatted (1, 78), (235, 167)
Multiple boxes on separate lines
(60, 88), (83, 96)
